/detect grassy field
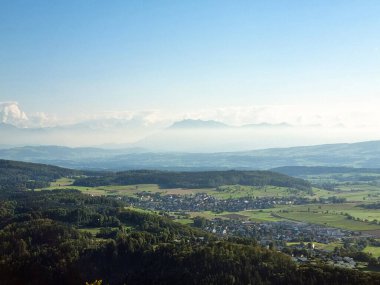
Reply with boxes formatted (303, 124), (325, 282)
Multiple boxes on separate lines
(40, 179), (217, 197)
(232, 209), (283, 222)
(333, 189), (380, 202)
(308, 187), (335, 198)
(178, 209), (283, 223)
(288, 203), (380, 224)
(49, 177), (75, 187)
(212, 185), (313, 199)
(41, 182), (167, 196)
(212, 185), (354, 202)
(287, 241), (342, 251)
(363, 245), (380, 258)
(174, 218), (193, 225)
(298, 170), (380, 203)
(307, 184), (380, 203)
(124, 206), (157, 214)
(175, 205), (380, 230)
(275, 208), (380, 231)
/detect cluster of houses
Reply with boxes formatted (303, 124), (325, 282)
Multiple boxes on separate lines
(125, 192), (310, 212)
(291, 255), (356, 269)
(117, 190), (377, 269)
(201, 219), (350, 244)
(200, 218), (362, 268)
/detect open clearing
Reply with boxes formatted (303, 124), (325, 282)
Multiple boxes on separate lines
(40, 179), (216, 197)
(363, 245), (380, 258)
(287, 241), (342, 251)
(275, 209), (380, 231)
(220, 213), (249, 220)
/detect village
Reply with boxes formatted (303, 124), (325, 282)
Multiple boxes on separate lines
(198, 218), (365, 269)
(121, 191), (380, 269)
(200, 219), (349, 244)
(124, 192), (310, 212)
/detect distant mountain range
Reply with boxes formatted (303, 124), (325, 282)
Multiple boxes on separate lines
(168, 119), (291, 129)
(169, 119), (229, 129)
(2, 101), (380, 151)
(1, 140), (380, 170)
(0, 119), (294, 150)
(133, 119), (301, 152)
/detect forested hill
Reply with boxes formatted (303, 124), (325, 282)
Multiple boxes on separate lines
(73, 170), (312, 192)
(0, 159), (81, 191)
(3, 140), (380, 170)
(0, 159), (311, 192)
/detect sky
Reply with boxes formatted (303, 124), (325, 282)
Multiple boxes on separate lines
(1, 1), (380, 147)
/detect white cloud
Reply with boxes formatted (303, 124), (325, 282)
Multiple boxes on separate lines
(2, 100), (380, 148)
(74, 109), (172, 129)
(0, 102), (29, 127)
(0, 102), (59, 128)
(180, 102), (380, 129)
(3, 100), (380, 133)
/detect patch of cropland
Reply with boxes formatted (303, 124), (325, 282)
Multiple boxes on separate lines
(73, 170), (312, 192)
(272, 166), (380, 193)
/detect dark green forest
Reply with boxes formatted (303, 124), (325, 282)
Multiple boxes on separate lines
(0, 160), (379, 284)
(0, 159), (311, 192)
(73, 169), (311, 192)
(0, 159), (81, 191)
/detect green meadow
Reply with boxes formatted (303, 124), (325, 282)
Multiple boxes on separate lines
(275, 208), (380, 231)
(41, 177), (380, 232)
(363, 246), (380, 258)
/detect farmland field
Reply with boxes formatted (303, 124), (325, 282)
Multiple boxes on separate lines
(39, 179), (216, 197)
(275, 208), (380, 231)
(41, 177), (380, 232)
(363, 246), (380, 258)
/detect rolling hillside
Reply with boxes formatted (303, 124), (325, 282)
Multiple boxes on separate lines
(1, 140), (380, 170)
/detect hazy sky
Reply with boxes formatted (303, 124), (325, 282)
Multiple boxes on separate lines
(1, 1), (380, 127)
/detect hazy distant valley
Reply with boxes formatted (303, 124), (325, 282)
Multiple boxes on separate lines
(2, 115), (379, 153)
(2, 139), (380, 170)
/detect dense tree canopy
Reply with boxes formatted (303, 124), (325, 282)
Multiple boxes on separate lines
(0, 159), (81, 192)
(74, 170), (312, 192)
